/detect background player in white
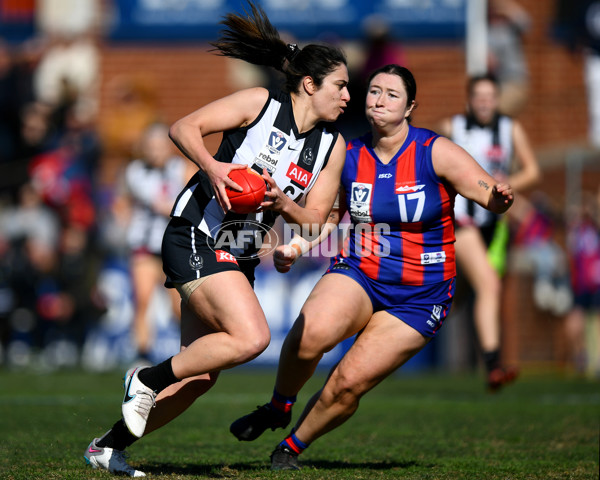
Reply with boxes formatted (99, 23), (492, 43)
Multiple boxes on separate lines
(120, 122), (193, 364)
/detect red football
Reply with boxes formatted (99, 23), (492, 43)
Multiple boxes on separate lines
(225, 168), (267, 214)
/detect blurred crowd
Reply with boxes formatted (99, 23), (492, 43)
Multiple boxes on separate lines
(0, 0), (599, 376)
(0, 0), (185, 370)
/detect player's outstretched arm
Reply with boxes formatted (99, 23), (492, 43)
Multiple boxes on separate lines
(432, 136), (514, 214)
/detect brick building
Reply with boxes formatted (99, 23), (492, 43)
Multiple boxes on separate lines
(96, 0), (599, 371)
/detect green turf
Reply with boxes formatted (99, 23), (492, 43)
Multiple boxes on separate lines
(0, 368), (598, 479)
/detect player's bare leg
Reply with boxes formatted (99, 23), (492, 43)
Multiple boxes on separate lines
(230, 273), (372, 441)
(295, 313), (427, 440)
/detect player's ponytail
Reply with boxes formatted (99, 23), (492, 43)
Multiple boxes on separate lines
(210, 1), (289, 72)
(211, 1), (346, 94)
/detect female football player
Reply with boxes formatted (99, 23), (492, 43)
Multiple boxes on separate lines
(229, 64), (514, 470)
(437, 74), (540, 391)
(84, 1), (349, 476)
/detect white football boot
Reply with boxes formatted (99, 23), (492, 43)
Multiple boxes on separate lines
(84, 438), (146, 477)
(122, 367), (156, 438)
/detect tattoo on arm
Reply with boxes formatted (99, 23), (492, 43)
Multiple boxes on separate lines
(478, 180), (490, 190)
(328, 211), (339, 223)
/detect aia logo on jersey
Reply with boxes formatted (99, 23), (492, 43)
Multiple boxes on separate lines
(215, 250), (238, 264)
(286, 163), (313, 189)
(267, 130), (287, 154)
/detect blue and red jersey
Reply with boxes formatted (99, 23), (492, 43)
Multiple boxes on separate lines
(338, 126), (456, 285)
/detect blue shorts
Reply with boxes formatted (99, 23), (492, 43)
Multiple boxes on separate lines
(325, 257), (455, 338)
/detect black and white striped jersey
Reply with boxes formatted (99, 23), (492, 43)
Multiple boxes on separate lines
(450, 113), (514, 228)
(125, 156), (188, 254)
(170, 90), (339, 258)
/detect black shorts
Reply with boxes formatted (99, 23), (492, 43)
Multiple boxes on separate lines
(161, 218), (259, 288)
(456, 221), (497, 247)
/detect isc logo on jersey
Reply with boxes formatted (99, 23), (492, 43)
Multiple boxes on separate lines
(255, 129), (287, 173)
(286, 163), (313, 189)
(349, 182), (372, 222)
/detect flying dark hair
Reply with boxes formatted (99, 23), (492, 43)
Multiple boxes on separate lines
(367, 64), (417, 122)
(210, 1), (347, 94)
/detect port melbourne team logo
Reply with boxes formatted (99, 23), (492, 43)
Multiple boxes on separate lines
(255, 129), (287, 173)
(350, 182), (373, 222)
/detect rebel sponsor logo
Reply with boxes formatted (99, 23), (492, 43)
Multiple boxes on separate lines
(215, 250), (238, 264)
(286, 163), (313, 189)
(256, 151), (279, 172)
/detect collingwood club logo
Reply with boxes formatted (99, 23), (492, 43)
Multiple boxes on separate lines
(189, 253), (203, 270)
(303, 147), (314, 166)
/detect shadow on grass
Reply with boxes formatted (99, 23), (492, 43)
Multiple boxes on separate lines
(142, 459), (427, 476)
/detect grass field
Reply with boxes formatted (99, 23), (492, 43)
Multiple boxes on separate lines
(0, 367), (598, 479)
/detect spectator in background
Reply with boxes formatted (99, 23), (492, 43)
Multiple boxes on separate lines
(553, 0), (600, 149)
(100, 74), (162, 184)
(33, 0), (101, 119)
(0, 181), (60, 366)
(20, 100), (101, 365)
(487, 0), (532, 117)
(0, 101), (60, 206)
(509, 192), (572, 316)
(118, 123), (193, 364)
(0, 39), (22, 164)
(564, 190), (600, 375)
(437, 74), (540, 391)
